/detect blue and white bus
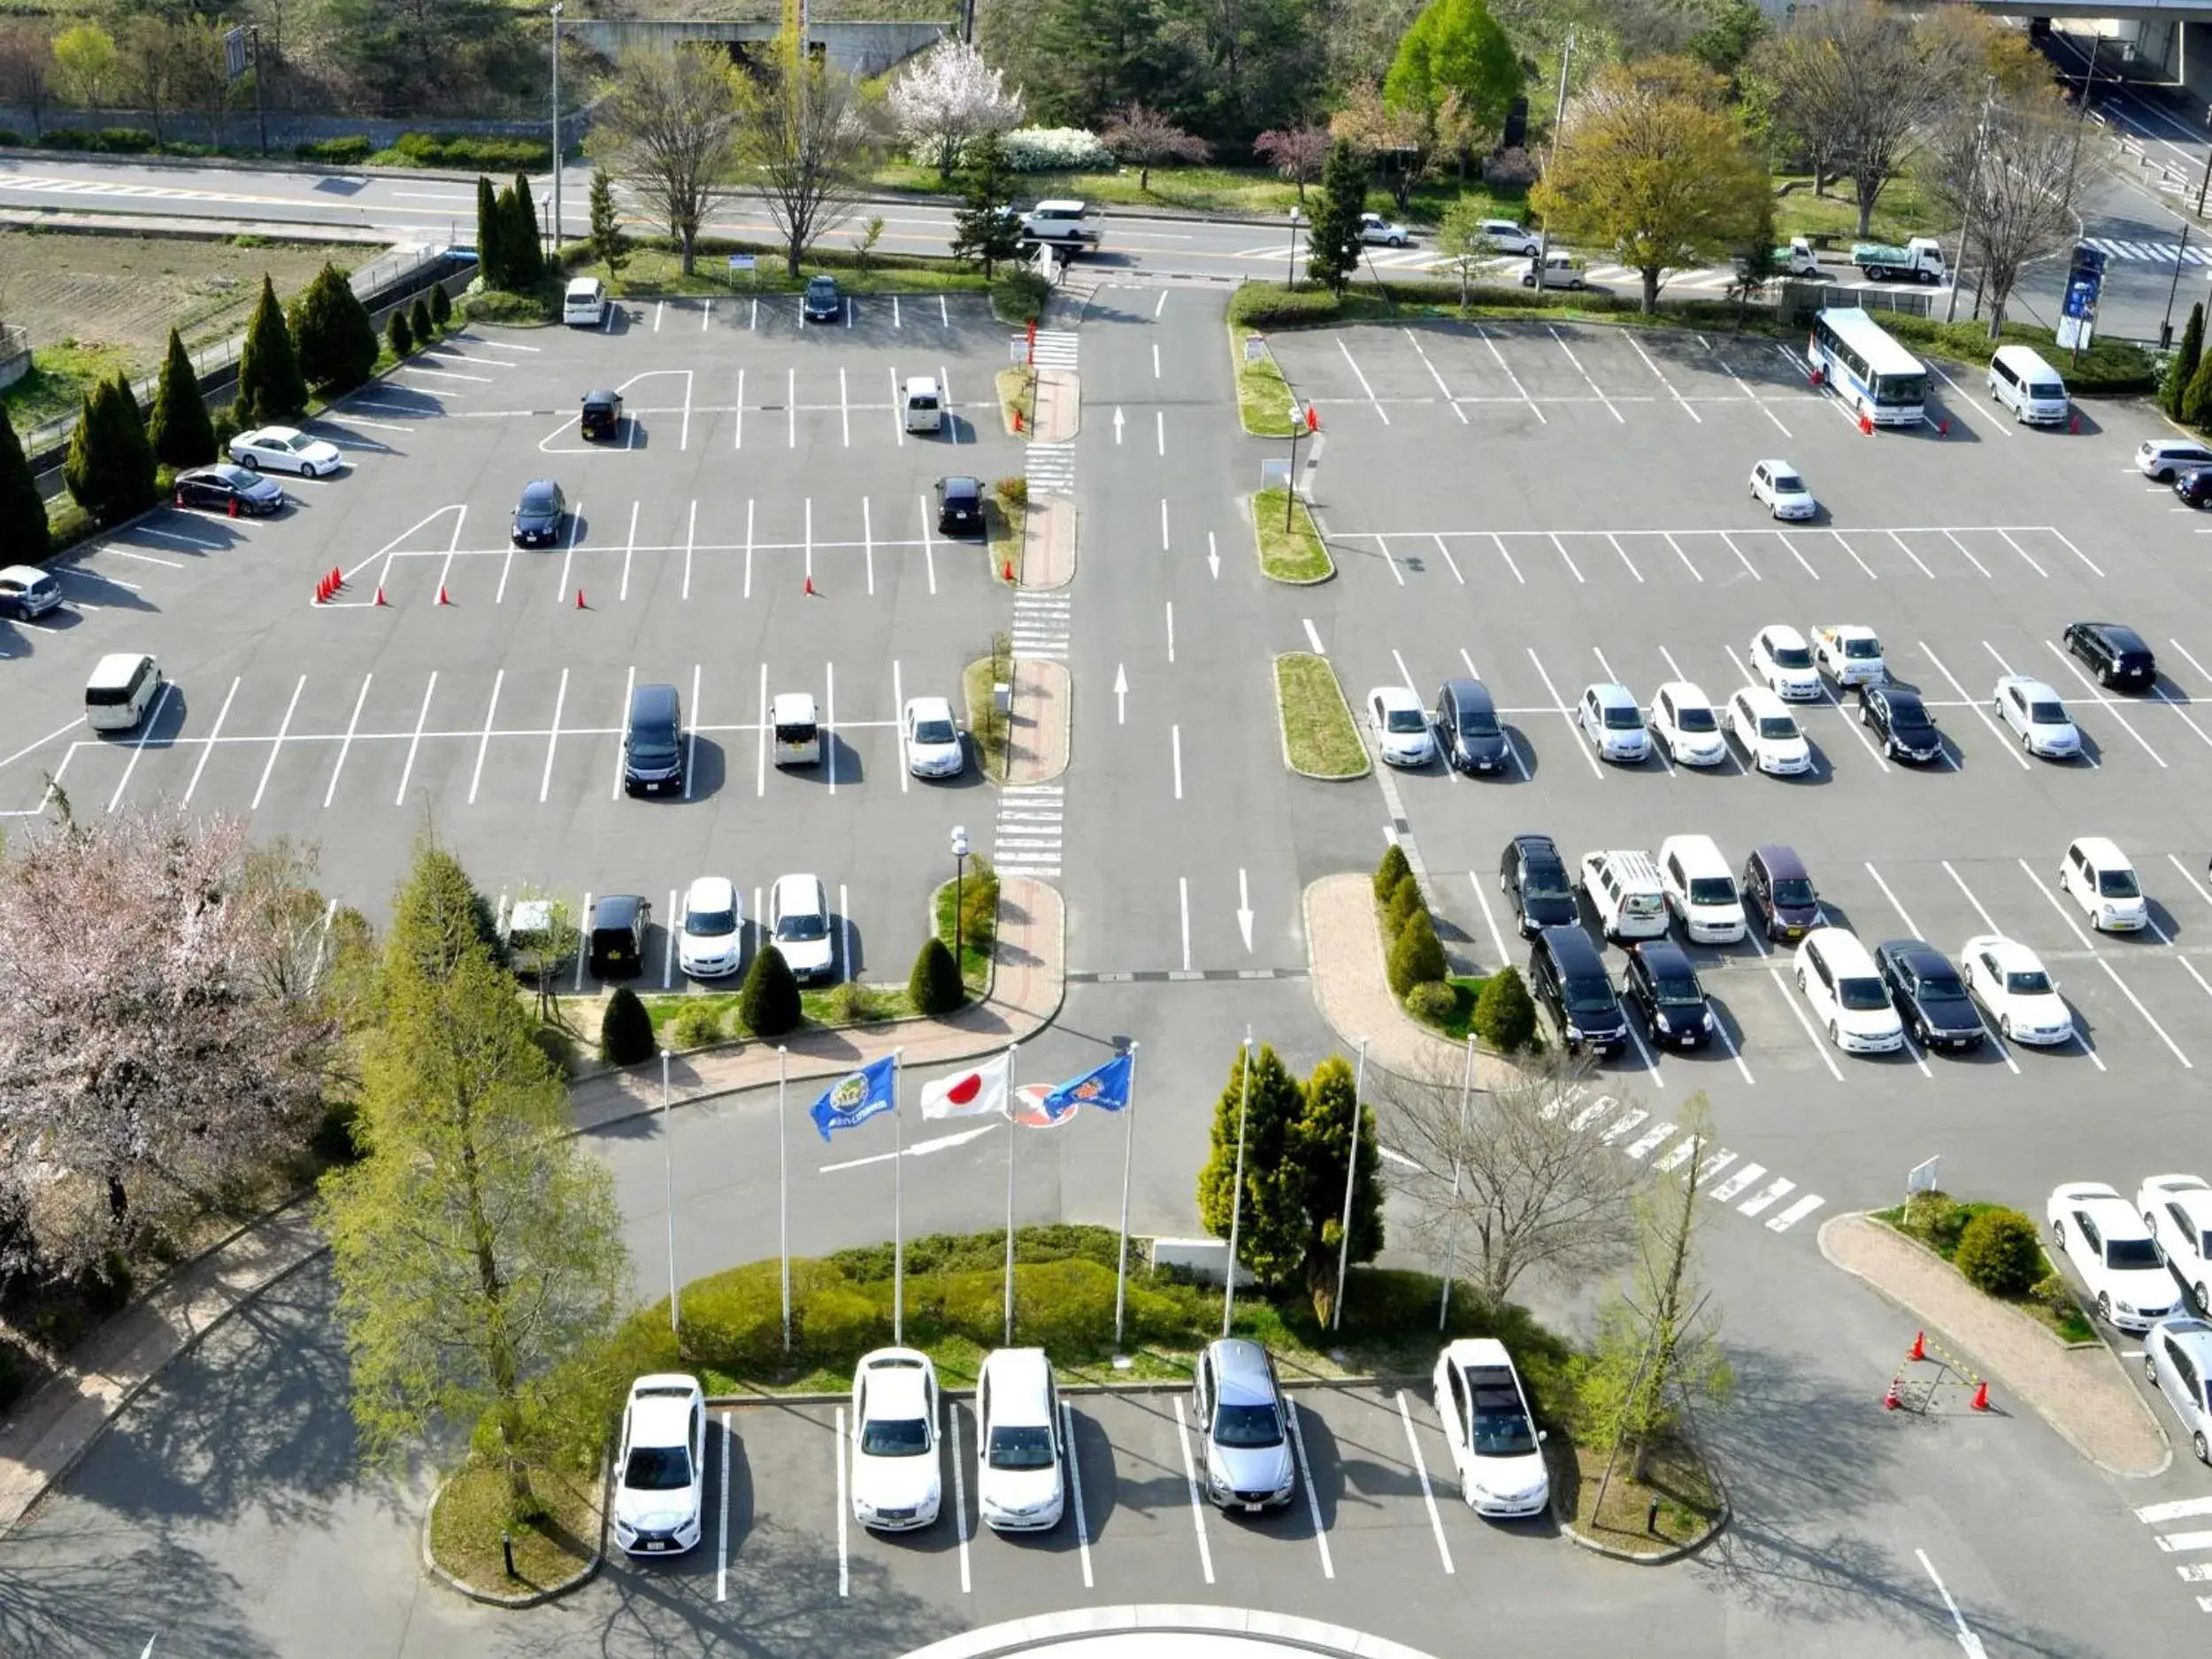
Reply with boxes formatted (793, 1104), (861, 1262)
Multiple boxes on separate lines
(1808, 306), (1927, 426)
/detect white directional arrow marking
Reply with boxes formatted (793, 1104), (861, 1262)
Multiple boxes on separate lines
(1113, 406), (1125, 443)
(1208, 531), (1220, 580)
(1115, 663), (1128, 725)
(1237, 870), (1255, 952)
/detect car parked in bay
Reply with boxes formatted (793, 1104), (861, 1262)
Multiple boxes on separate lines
(934, 474), (985, 536)
(1647, 681), (1726, 767)
(1873, 939), (1984, 1051)
(1793, 928), (1906, 1055)
(1618, 941), (1716, 1049)
(2058, 837), (2147, 933)
(849, 1348), (941, 1531)
(1366, 685), (1436, 768)
(1748, 625), (1822, 700)
(2139, 1173), (2212, 1317)
(0, 564), (63, 620)
(1859, 682), (1943, 764)
(1499, 835), (1578, 936)
(511, 478), (568, 548)
(975, 1348), (1064, 1532)
(1993, 675), (2081, 760)
(612, 1374), (706, 1556)
(2144, 1317), (2212, 1464)
(2062, 621), (2156, 692)
(228, 424), (342, 478)
(1962, 935), (2072, 1044)
(1528, 925), (1628, 1056)
(1433, 679), (1509, 774)
(1577, 682), (1649, 764)
(1431, 1340), (1549, 1517)
(1724, 687), (1812, 776)
(1193, 1339), (1294, 1511)
(2047, 1182), (2180, 1333)
(173, 463), (285, 516)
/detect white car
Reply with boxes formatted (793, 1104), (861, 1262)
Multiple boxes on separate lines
(678, 875), (744, 979)
(1793, 929), (1905, 1054)
(1749, 625), (1823, 702)
(2059, 837), (2147, 933)
(1481, 219), (1540, 256)
(1367, 685), (1436, 767)
(227, 424), (342, 478)
(1577, 682), (1650, 764)
(1993, 675), (2081, 760)
(1647, 681), (1726, 767)
(1961, 934), (2072, 1045)
(1724, 686), (1811, 775)
(1431, 1339), (1549, 1518)
(850, 1348), (942, 1531)
(902, 695), (965, 779)
(612, 1374), (706, 1556)
(2047, 1182), (2181, 1333)
(1809, 624), (1886, 688)
(2139, 1172), (2212, 1316)
(1357, 211), (1413, 247)
(770, 872), (835, 983)
(1748, 459), (1816, 520)
(975, 1347), (1064, 1532)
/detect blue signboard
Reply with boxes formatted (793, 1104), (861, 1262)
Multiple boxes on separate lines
(2057, 243), (2106, 348)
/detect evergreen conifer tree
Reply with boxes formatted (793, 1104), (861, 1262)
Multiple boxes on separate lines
(0, 403), (50, 563)
(146, 327), (216, 469)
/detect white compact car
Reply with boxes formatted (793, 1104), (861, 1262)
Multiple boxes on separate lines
(1432, 1339), (1550, 1518)
(1648, 682), (1727, 767)
(1367, 685), (1437, 768)
(1793, 928), (1906, 1054)
(228, 425), (343, 478)
(2144, 1317), (2212, 1465)
(770, 872), (835, 983)
(1725, 686), (1812, 775)
(2047, 1182), (2181, 1333)
(2139, 1172), (2212, 1316)
(2059, 837), (2147, 933)
(1809, 624), (1886, 688)
(1357, 211), (1414, 247)
(678, 875), (745, 979)
(902, 695), (965, 779)
(1993, 675), (2082, 760)
(975, 1347), (1065, 1532)
(1748, 459), (1817, 520)
(612, 1374), (706, 1556)
(1749, 625), (1823, 702)
(850, 1348), (943, 1531)
(1577, 682), (1650, 764)
(1961, 934), (2072, 1045)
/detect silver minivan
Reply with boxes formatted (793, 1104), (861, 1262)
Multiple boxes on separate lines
(1193, 1339), (1294, 1511)
(1986, 344), (2068, 425)
(85, 651), (165, 733)
(902, 376), (944, 434)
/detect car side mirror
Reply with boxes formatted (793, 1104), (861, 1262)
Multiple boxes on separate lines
(1538, 1429), (1549, 1443)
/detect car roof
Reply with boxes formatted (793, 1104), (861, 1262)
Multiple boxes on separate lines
(626, 1374), (702, 1447)
(1879, 938), (1950, 972)
(1440, 677), (1492, 709)
(1757, 458), (1797, 472)
(594, 893), (645, 925)
(979, 1348), (1054, 1418)
(1875, 682), (1924, 705)
(1805, 927), (1878, 972)
(1206, 1338), (1277, 1402)
(1966, 933), (2037, 967)
(1441, 1337), (1513, 1371)
(940, 473), (981, 494)
(773, 872), (824, 907)
(583, 388), (620, 403)
(1539, 924), (1604, 972)
(857, 1346), (934, 1411)
(2076, 620), (2149, 651)
(1752, 842), (1806, 877)
(1370, 684), (1421, 710)
(2071, 835), (2131, 867)
(631, 682), (679, 718)
(1654, 680), (1709, 704)
(808, 273), (839, 286)
(686, 875), (735, 909)
(1997, 673), (2060, 699)
(2158, 1317), (2212, 1361)
(1760, 622), (1809, 643)
(2056, 1186), (2150, 1233)
(88, 651), (151, 687)
(0, 563), (52, 584)
(520, 478), (559, 497)
(771, 691), (817, 720)
(1512, 833), (1563, 862)
(249, 425), (303, 440)
(908, 695), (955, 720)
(1734, 685), (1790, 716)
(1586, 681), (1634, 706)
(1631, 939), (1694, 976)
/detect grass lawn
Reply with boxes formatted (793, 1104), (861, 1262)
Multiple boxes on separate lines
(1231, 326), (1296, 436)
(3, 340), (134, 432)
(964, 648), (1014, 782)
(428, 1458), (600, 1593)
(591, 242), (988, 300)
(1421, 976), (1491, 1041)
(984, 487), (1024, 584)
(995, 365), (1036, 437)
(1872, 1194), (2095, 1344)
(1273, 653), (1368, 780)
(1561, 1438), (1723, 1555)
(1771, 174), (1939, 250)
(932, 876), (996, 993)
(1253, 488), (1333, 583)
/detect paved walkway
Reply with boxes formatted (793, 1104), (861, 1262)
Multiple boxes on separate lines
(1021, 497), (1077, 588)
(1820, 1211), (2170, 1477)
(1034, 367), (1079, 442)
(1005, 661), (1070, 787)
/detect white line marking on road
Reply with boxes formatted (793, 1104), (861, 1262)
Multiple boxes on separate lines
(325, 674), (373, 809)
(1404, 326), (1468, 424)
(1548, 325), (1623, 421)
(1920, 642), (2031, 768)
(555, 497), (582, 602)
(947, 1397), (972, 1594)
(2139, 1497), (2212, 1524)
(1767, 1194), (1825, 1233)
(1396, 1400), (1453, 1576)
(467, 670), (503, 805)
(1166, 601), (1175, 664)
(1171, 724), (1184, 800)
(744, 497), (756, 599)
(1653, 1138), (1702, 1174)
(1467, 872), (1511, 968)
(1061, 1400), (1094, 1587)
(683, 500), (696, 601)
(825, 660), (837, 795)
(1486, 530), (1525, 584)
(1286, 1402), (1333, 1578)
(717, 1410), (732, 1602)
(2042, 641), (2166, 767)
(1709, 1164), (1765, 1204)
(1544, 531), (1586, 583)
(1523, 647), (1602, 778)
(1625, 331), (1698, 421)
(1173, 1395), (1217, 1585)
(1736, 1176), (1795, 1217)
(395, 672), (438, 808)
(1337, 336), (1389, 423)
(1770, 965), (1844, 1080)
(183, 676), (240, 806)
(685, 664), (702, 801)
(609, 665), (635, 802)
(1303, 618), (1325, 654)
(1624, 1122), (1677, 1159)
(834, 1405), (850, 1598)
(1599, 1109), (1647, 1144)
(1179, 876), (1192, 972)
(538, 669), (567, 803)
(1915, 1548), (1989, 1656)
(756, 664), (769, 797)
(1661, 531), (1702, 580)
(1883, 528), (1936, 579)
(1717, 529), (1762, 580)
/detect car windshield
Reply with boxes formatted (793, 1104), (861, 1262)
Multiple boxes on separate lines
(1458, 706), (1499, 736)
(1889, 700), (1932, 730)
(1675, 706), (1717, 733)
(778, 911), (828, 942)
(1757, 716), (1801, 741)
(2004, 969), (2053, 995)
(1523, 864), (1570, 898)
(1688, 878), (1737, 906)
(1839, 977), (1889, 1011)
(809, 279), (837, 295)
(2106, 1238), (2162, 1269)
(1469, 1371), (1539, 1455)
(943, 480), (979, 502)
(1655, 975), (1703, 1005)
(1564, 977), (1617, 1015)
(1844, 638), (1881, 658)
(775, 723), (816, 744)
(624, 1445), (692, 1491)
(1212, 1402), (1283, 1448)
(2098, 869), (2141, 898)
(1771, 877), (1816, 908)
(2029, 703), (2068, 726)
(1772, 474), (1806, 495)
(215, 465), (256, 486)
(1919, 971), (1965, 1001)
(861, 1417), (930, 1456)
(1770, 645), (1813, 669)
(914, 718), (957, 745)
(1386, 708), (1427, 733)
(1602, 705), (1641, 730)
(987, 1425), (1056, 1471)
(687, 908), (736, 938)
(521, 487), (556, 512)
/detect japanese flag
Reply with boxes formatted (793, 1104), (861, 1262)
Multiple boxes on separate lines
(918, 1051), (1011, 1119)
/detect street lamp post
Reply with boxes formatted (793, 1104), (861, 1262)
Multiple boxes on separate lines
(661, 1048), (678, 1334)
(950, 825), (970, 968)
(549, 4), (563, 260)
(1286, 208), (1303, 292)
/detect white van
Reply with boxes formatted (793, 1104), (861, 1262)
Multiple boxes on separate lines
(1578, 849), (1668, 942)
(772, 691), (821, 767)
(85, 651), (165, 733)
(563, 276), (607, 327)
(902, 376), (944, 434)
(1521, 250), (1586, 291)
(1986, 344), (2068, 425)
(1657, 835), (1747, 944)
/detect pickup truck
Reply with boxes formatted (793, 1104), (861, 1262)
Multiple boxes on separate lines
(1738, 236), (1820, 283)
(1809, 625), (1886, 687)
(1851, 236), (1946, 284)
(1358, 211), (1414, 247)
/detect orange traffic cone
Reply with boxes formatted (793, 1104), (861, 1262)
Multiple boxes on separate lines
(228, 496), (239, 518)
(1012, 407), (1025, 433)
(330, 566), (342, 590)
(574, 588), (587, 609)
(374, 586), (388, 607)
(1002, 558), (1014, 582)
(1909, 1330), (1926, 1363)
(1883, 1377), (1901, 1410)
(437, 585), (450, 606)
(804, 574), (816, 595)
(2070, 413), (2080, 434)
(1858, 411), (1874, 435)
(1970, 1380), (1990, 1412)
(314, 580), (326, 605)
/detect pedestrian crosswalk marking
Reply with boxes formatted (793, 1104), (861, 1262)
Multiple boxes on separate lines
(1624, 1122), (1676, 1160)
(1766, 1194), (1825, 1233)
(1029, 330), (1080, 368)
(1598, 1109), (1647, 1144)
(2139, 1498), (2212, 1525)
(2157, 1531), (2212, 1553)
(1708, 1164), (1765, 1204)
(1570, 1095), (1618, 1132)
(1651, 1137), (1701, 1173)
(1690, 1150), (1739, 1187)
(1736, 1177), (1796, 1217)
(992, 783), (1063, 877)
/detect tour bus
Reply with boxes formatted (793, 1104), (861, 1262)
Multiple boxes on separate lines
(1807, 306), (1927, 426)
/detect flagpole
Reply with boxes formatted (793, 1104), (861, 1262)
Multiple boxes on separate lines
(893, 1048), (905, 1347)
(1331, 1036), (1367, 1333)
(778, 1045), (791, 1356)
(1222, 1029), (1254, 1340)
(993, 1043), (1014, 1346)
(1439, 1033), (1474, 1332)
(1112, 1041), (1139, 1351)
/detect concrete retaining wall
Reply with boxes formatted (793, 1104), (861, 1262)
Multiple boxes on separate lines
(567, 18), (948, 76)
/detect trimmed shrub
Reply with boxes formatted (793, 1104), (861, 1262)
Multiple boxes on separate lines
(1404, 979), (1456, 1026)
(0, 404), (48, 565)
(530, 1023), (576, 1079)
(1384, 872), (1425, 942)
(409, 296), (435, 346)
(956, 855), (1000, 953)
(1386, 909), (1447, 997)
(739, 943), (802, 1037)
(990, 268), (1051, 324)
(993, 127), (1116, 172)
(1374, 842), (1412, 903)
(234, 275), (306, 426)
(1228, 281), (1345, 330)
(430, 281), (453, 327)
(665, 1000), (724, 1049)
(296, 135), (374, 165)
(1472, 965), (1538, 1052)
(994, 475), (1028, 509)
(391, 131), (550, 172)
(1954, 1207), (2043, 1298)
(910, 936), (965, 1015)
(64, 376), (155, 526)
(290, 264), (379, 394)
(385, 308), (413, 357)
(598, 986), (656, 1066)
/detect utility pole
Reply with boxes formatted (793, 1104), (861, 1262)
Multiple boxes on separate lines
(549, 4), (563, 260)
(1944, 74), (1995, 326)
(250, 26), (267, 158)
(1532, 28), (1575, 283)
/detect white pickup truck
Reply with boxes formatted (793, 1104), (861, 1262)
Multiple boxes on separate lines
(1810, 625), (1886, 688)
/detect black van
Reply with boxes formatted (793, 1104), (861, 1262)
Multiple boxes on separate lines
(1743, 843), (1822, 942)
(580, 388), (625, 442)
(588, 893), (651, 979)
(1528, 925), (1627, 1056)
(624, 682), (684, 796)
(1434, 679), (1509, 774)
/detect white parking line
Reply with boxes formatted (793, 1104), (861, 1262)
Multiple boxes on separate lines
(610, 666), (636, 801)
(682, 501), (696, 602)
(685, 664), (702, 801)
(2046, 526), (2104, 578)
(1881, 528), (1936, 579)
(1486, 531), (1525, 584)
(1544, 532), (1585, 583)
(1476, 328), (1544, 422)
(1466, 872), (1511, 968)
(1770, 965), (1845, 1080)
(1523, 648), (1601, 778)
(1715, 529), (1762, 580)
(717, 1410), (732, 1602)
(1395, 1389), (1455, 1575)
(2041, 641), (2167, 768)
(1430, 532), (1464, 583)
(466, 671), (503, 805)
(1172, 1396), (1217, 1585)
(663, 889), (678, 987)
(1602, 533), (1643, 583)
(1863, 861), (2017, 1071)
(1337, 336), (1389, 424)
(756, 664), (769, 797)
(394, 673), (438, 808)
(324, 674), (373, 810)
(1286, 1402), (1333, 1578)
(1707, 1003), (1756, 1084)
(1993, 527), (2047, 578)
(834, 1404), (850, 1598)
(1624, 331), (1699, 422)
(1918, 641), (2031, 768)
(1660, 532), (1702, 581)
(1548, 326), (1623, 422)
(1403, 327), (1468, 425)
(947, 1398), (972, 1594)
(183, 676), (241, 806)
(1061, 1401), (1094, 1588)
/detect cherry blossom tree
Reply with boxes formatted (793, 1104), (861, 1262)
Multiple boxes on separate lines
(890, 39), (1025, 182)
(1254, 124), (1331, 204)
(1100, 102), (1211, 191)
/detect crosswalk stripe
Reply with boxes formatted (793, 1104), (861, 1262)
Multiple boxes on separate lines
(2156, 1531), (2212, 1553)
(1599, 1109), (1647, 1144)
(1652, 1138), (1700, 1173)
(2177, 1563), (2212, 1580)
(1736, 1177), (1796, 1217)
(1766, 1194), (1824, 1233)
(1569, 1094), (1618, 1133)
(1709, 1164), (1765, 1203)
(1624, 1122), (1676, 1160)
(2139, 1498), (2212, 1524)
(1691, 1150), (1739, 1186)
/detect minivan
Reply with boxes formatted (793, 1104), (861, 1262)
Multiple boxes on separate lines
(1579, 849), (1668, 943)
(1434, 679), (1509, 774)
(623, 682), (685, 796)
(1743, 844), (1822, 942)
(1528, 926), (1628, 1056)
(588, 893), (651, 979)
(902, 376), (944, 434)
(772, 692), (821, 767)
(1521, 250), (1586, 290)
(1658, 834), (1746, 944)
(1987, 344), (2068, 425)
(85, 651), (165, 733)
(580, 388), (624, 442)
(564, 276), (608, 327)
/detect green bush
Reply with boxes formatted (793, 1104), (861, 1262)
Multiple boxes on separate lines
(1386, 909), (1447, 997)
(0, 131), (20, 148)
(296, 135), (374, 165)
(1384, 872), (1425, 941)
(522, 1306), (683, 1473)
(385, 308), (414, 358)
(1228, 281), (1345, 328)
(665, 1000), (723, 1050)
(389, 131), (550, 172)
(529, 1023), (576, 1079)
(38, 127), (159, 154)
(1879, 312), (2155, 395)
(738, 943), (802, 1037)
(310, 1098), (361, 1165)
(990, 267), (1051, 324)
(0, 1340), (26, 1412)
(291, 264), (379, 394)
(1404, 979), (1456, 1026)
(1954, 1207), (2043, 1297)
(430, 282), (453, 327)
(956, 856), (1001, 952)
(1472, 964), (1538, 1052)
(598, 986), (656, 1066)
(909, 936), (966, 1015)
(409, 296), (435, 347)
(457, 286), (558, 326)
(1374, 842), (1412, 904)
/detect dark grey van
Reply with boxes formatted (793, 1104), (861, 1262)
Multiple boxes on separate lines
(1743, 844), (1822, 942)
(1434, 679), (1509, 774)
(588, 893), (651, 979)
(1528, 925), (1627, 1056)
(624, 682), (684, 796)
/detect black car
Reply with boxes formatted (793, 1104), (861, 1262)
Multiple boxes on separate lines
(2177, 468), (2212, 508)
(580, 388), (625, 442)
(2062, 620), (2156, 692)
(1859, 683), (1943, 764)
(1528, 926), (1628, 1056)
(587, 893), (652, 979)
(1619, 941), (1715, 1050)
(803, 275), (843, 323)
(1435, 679), (1509, 775)
(1875, 938), (1985, 1050)
(623, 681), (684, 796)
(511, 479), (567, 547)
(173, 464), (284, 516)
(935, 474), (985, 535)
(1500, 834), (1578, 936)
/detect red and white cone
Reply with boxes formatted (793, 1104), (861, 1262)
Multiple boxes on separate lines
(804, 574), (816, 595)
(374, 586), (388, 607)
(1909, 1330), (1926, 1363)
(1883, 1377), (1901, 1410)
(1970, 1380), (1990, 1412)
(437, 585), (450, 606)
(574, 588), (587, 609)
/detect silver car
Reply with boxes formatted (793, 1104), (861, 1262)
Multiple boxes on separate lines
(1193, 1339), (1294, 1511)
(2145, 1317), (2212, 1464)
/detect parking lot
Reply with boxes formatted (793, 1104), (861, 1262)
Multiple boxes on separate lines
(0, 293), (1026, 987)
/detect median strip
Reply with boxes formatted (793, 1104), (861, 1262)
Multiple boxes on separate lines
(1254, 488), (1334, 584)
(1273, 652), (1368, 780)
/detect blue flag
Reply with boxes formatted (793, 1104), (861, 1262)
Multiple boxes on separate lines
(810, 1055), (897, 1142)
(1040, 1051), (1133, 1118)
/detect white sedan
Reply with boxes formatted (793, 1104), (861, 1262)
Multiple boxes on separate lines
(902, 695), (965, 779)
(2139, 1172), (2212, 1316)
(1431, 1339), (1549, 1517)
(1648, 681), (1727, 767)
(1724, 687), (1811, 775)
(1993, 675), (2082, 760)
(612, 1374), (706, 1556)
(1749, 625), (1823, 702)
(770, 872), (835, 983)
(850, 1348), (942, 1531)
(2047, 1182), (2182, 1333)
(228, 425), (342, 478)
(1367, 685), (1436, 768)
(678, 875), (744, 979)
(1749, 459), (1816, 520)
(1961, 934), (2072, 1045)
(1793, 929), (1905, 1054)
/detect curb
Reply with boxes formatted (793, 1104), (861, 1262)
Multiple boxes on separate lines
(899, 1604), (1443, 1659)
(1561, 1504), (1730, 1565)
(420, 1462), (604, 1609)
(1271, 653), (1369, 780)
(698, 1373), (1415, 1409)
(1250, 494), (1336, 587)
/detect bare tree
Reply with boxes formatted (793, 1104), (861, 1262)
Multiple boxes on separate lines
(733, 40), (879, 280)
(1923, 88), (2096, 339)
(0, 19), (52, 140)
(114, 15), (172, 145)
(589, 47), (741, 278)
(1100, 101), (1211, 191)
(1254, 123), (1332, 204)
(887, 38), (1023, 182)
(1374, 1048), (1643, 1308)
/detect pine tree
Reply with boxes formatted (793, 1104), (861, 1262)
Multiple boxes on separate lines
(104, 373), (156, 516)
(234, 275), (306, 426)
(430, 281), (452, 328)
(1308, 139), (1369, 295)
(599, 986), (656, 1066)
(1387, 909), (1446, 996)
(0, 404), (49, 565)
(739, 942), (802, 1036)
(475, 175), (505, 289)
(62, 387), (104, 518)
(290, 264), (377, 395)
(409, 296), (434, 347)
(1194, 1043), (1311, 1291)
(1471, 964), (1537, 1052)
(2169, 301), (2204, 420)
(1292, 1053), (1385, 1317)
(145, 328), (215, 470)
(386, 308), (414, 358)
(908, 936), (964, 1015)
(588, 169), (628, 279)
(65, 378), (155, 526)
(1372, 842), (1411, 903)
(949, 134), (1023, 278)
(501, 173), (543, 288)
(2185, 343), (2212, 431)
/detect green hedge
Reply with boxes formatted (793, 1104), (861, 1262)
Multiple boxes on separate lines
(382, 131), (551, 173)
(1228, 283), (1347, 328)
(296, 135), (375, 165)
(30, 127), (161, 155)
(1877, 313), (2155, 395)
